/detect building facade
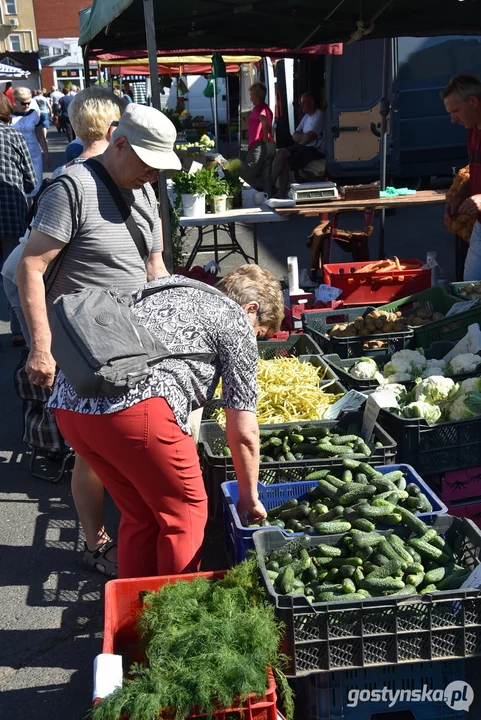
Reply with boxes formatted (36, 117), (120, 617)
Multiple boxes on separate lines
(0, 0), (40, 91)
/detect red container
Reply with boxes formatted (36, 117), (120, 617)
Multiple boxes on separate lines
(323, 259), (431, 305)
(448, 499), (481, 529)
(102, 570), (278, 720)
(439, 467), (481, 504)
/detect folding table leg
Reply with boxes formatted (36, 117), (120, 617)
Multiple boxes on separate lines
(185, 226), (204, 270)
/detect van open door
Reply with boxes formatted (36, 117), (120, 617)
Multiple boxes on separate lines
(238, 58), (275, 153)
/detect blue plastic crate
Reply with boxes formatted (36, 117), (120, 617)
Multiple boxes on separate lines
(222, 464), (447, 565)
(292, 659), (466, 720)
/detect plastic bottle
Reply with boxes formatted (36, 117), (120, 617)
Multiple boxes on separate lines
(426, 251), (439, 287)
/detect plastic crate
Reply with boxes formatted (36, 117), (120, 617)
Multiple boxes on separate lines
(222, 464), (447, 564)
(201, 354), (343, 425)
(253, 515), (481, 675)
(322, 341), (466, 393)
(257, 334), (323, 359)
(379, 286), (462, 343)
(430, 467), (481, 505)
(294, 659), (466, 720)
(102, 570), (278, 719)
(200, 412), (396, 519)
(323, 259), (430, 306)
(449, 280), (481, 300)
(302, 306), (414, 359)
(377, 407), (481, 476)
(449, 499), (481, 530)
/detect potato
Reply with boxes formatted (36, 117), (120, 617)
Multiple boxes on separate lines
(417, 309), (431, 319)
(381, 322), (394, 332)
(357, 328), (370, 336)
(432, 312), (444, 322)
(392, 322), (404, 331)
(410, 316), (424, 326)
(346, 323), (358, 336)
(374, 317), (385, 329)
(370, 310), (380, 319)
(354, 317), (365, 330)
(395, 311), (402, 318)
(365, 319), (376, 332)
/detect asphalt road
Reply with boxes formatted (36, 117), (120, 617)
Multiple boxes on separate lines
(1, 127), (480, 719)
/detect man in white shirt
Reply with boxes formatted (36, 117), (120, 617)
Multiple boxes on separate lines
(272, 92), (325, 197)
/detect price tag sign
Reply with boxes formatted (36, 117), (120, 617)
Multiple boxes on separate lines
(315, 284), (343, 304)
(323, 389), (367, 420)
(361, 390), (399, 441)
(459, 564), (481, 590)
(445, 299), (480, 318)
(420, 256), (439, 270)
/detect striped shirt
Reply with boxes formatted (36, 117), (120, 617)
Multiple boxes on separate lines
(31, 161), (161, 315)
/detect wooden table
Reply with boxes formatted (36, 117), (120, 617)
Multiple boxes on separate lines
(274, 190), (447, 270)
(179, 207), (286, 269)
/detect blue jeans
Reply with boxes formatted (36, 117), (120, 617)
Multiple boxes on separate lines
(2, 275), (30, 346)
(464, 220), (481, 281)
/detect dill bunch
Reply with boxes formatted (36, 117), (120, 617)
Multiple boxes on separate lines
(90, 561), (293, 720)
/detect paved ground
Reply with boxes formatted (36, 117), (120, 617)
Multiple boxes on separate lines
(1, 127), (480, 719)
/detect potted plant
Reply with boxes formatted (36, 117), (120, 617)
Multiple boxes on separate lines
(172, 168), (212, 217)
(209, 175), (230, 213)
(222, 159), (244, 209)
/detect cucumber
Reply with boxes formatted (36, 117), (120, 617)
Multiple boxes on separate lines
(268, 437), (283, 447)
(371, 553), (391, 567)
(407, 538), (445, 561)
(315, 506), (345, 523)
(339, 485), (377, 506)
(387, 536), (413, 564)
(313, 521), (352, 534)
(342, 469), (353, 483)
(280, 566), (295, 594)
(353, 473), (368, 485)
(303, 426), (329, 439)
(350, 530), (384, 548)
(406, 483), (421, 496)
(267, 570), (279, 582)
(377, 513), (403, 525)
(292, 578), (305, 590)
(280, 505), (310, 521)
(362, 576), (405, 591)
(396, 476), (407, 492)
(266, 560), (280, 571)
(318, 444), (355, 457)
(397, 507), (430, 536)
(369, 477), (398, 493)
(406, 572), (425, 588)
(381, 471), (405, 483)
(424, 566), (446, 584)
(315, 582), (344, 594)
(342, 578), (356, 594)
(289, 434), (304, 445)
(405, 562), (425, 575)
(271, 499), (298, 515)
(436, 569), (472, 591)
(317, 480), (342, 499)
(316, 591), (344, 602)
(420, 584), (438, 594)
(325, 475), (347, 490)
(342, 458), (361, 470)
(353, 568), (364, 587)
(388, 584), (417, 597)
(352, 518), (376, 533)
(358, 503), (396, 519)
(326, 557), (363, 569)
(316, 543), (343, 558)
(339, 564), (356, 578)
(378, 539), (409, 569)
(356, 546), (374, 562)
(325, 568), (340, 582)
(365, 559), (402, 579)
(357, 462), (378, 477)
(306, 469), (331, 482)
(356, 440), (372, 456)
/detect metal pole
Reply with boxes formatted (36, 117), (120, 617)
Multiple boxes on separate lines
(225, 73), (231, 156)
(83, 44), (91, 89)
(144, 0), (173, 272)
(377, 38), (391, 260)
(212, 74), (219, 150)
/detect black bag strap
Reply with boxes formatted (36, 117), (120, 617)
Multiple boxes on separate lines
(139, 279), (225, 302)
(40, 175), (81, 298)
(85, 158), (148, 262)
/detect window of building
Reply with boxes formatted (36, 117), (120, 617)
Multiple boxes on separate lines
(10, 34), (20, 52)
(5, 1), (17, 14)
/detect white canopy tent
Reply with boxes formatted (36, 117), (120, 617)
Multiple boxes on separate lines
(0, 62), (30, 79)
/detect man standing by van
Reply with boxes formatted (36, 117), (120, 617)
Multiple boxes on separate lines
(442, 75), (481, 280)
(271, 92), (325, 198)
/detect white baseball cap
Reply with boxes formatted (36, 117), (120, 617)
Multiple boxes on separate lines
(112, 103), (181, 171)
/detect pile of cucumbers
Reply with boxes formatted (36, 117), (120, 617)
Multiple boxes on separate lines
(249, 459), (434, 533)
(217, 423), (382, 462)
(263, 520), (473, 604)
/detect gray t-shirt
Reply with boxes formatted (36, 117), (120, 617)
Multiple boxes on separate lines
(32, 161), (161, 315)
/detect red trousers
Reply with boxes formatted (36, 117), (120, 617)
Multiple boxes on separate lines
(55, 399), (207, 579)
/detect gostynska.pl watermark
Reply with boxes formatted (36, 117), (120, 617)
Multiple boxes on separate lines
(347, 680), (474, 712)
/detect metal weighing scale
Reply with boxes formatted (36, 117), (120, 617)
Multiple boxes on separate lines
(288, 181), (339, 204)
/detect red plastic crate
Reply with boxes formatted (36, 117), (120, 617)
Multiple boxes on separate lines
(448, 499), (481, 529)
(439, 467), (481, 504)
(102, 571), (278, 720)
(323, 258), (431, 305)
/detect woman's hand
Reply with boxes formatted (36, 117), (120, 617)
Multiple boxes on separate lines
(237, 495), (267, 526)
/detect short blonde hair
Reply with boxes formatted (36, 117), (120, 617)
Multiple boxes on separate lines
(249, 82), (267, 102)
(217, 264), (284, 333)
(68, 86), (127, 142)
(13, 86), (32, 102)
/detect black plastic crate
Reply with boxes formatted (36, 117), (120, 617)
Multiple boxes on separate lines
(378, 407), (481, 476)
(253, 516), (481, 676)
(302, 307), (414, 359)
(322, 341), (464, 393)
(257, 334), (323, 359)
(199, 411), (397, 518)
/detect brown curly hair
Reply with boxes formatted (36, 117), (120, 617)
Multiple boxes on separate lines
(217, 264), (284, 333)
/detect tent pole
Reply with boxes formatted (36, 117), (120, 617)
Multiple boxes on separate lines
(225, 74), (231, 156)
(83, 44), (90, 89)
(377, 38), (391, 260)
(212, 73), (219, 150)
(144, 0), (173, 272)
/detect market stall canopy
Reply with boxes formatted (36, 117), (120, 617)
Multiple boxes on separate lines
(79, 2), (342, 54)
(79, 0), (479, 53)
(0, 61), (30, 78)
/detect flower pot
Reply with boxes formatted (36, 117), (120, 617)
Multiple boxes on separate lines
(181, 193), (206, 217)
(213, 195), (227, 214)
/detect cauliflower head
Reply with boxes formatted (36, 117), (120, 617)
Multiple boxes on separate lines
(385, 372), (414, 383)
(414, 376), (458, 404)
(421, 367), (446, 379)
(402, 401), (442, 424)
(446, 353), (481, 376)
(383, 349), (427, 379)
(460, 377), (481, 394)
(448, 394), (477, 421)
(373, 383), (409, 402)
(351, 358), (379, 380)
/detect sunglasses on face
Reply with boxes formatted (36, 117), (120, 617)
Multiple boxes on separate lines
(20, 101), (31, 107)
